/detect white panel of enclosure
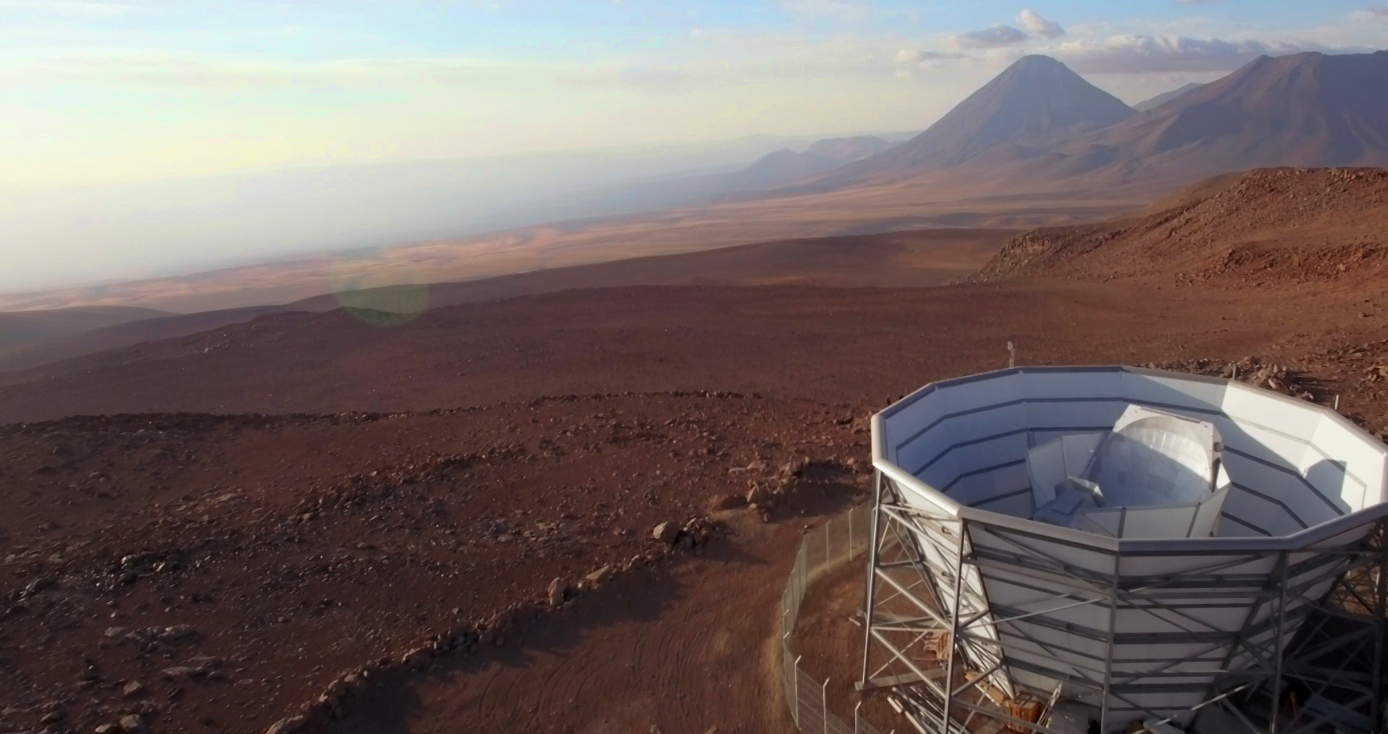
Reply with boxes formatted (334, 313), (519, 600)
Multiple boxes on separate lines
(871, 366), (1388, 729)
(876, 367), (1388, 532)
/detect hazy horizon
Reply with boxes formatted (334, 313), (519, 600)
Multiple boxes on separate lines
(0, 129), (919, 294)
(3, 0), (1387, 294)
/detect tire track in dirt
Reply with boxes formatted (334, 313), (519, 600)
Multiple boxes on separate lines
(322, 513), (819, 734)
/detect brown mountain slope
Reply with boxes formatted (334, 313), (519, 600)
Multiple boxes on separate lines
(817, 55), (1135, 186)
(1132, 82), (1205, 112)
(804, 135), (893, 162)
(1049, 51), (1388, 188)
(0, 306), (165, 347)
(724, 148), (842, 190)
(0, 306), (168, 366)
(710, 136), (895, 194)
(797, 50), (1388, 200)
(0, 228), (1009, 373)
(977, 167), (1388, 283)
(290, 227), (1009, 313)
(0, 305), (291, 373)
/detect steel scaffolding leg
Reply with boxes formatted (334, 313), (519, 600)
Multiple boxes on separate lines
(861, 470), (884, 687)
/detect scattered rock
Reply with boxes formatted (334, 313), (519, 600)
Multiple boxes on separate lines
(0, 398), (856, 734)
(119, 714), (146, 733)
(264, 715), (307, 734)
(708, 493), (744, 511)
(1142, 357), (1306, 398)
(546, 577), (568, 607)
(161, 624), (196, 641)
(401, 646), (434, 669)
(22, 577), (55, 597)
(779, 459), (806, 477)
(651, 522), (679, 545)
(745, 484), (770, 505)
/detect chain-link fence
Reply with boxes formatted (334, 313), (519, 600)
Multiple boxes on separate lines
(780, 504), (894, 734)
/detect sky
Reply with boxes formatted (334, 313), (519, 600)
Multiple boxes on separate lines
(3, 0), (1386, 190)
(1, 0), (1386, 297)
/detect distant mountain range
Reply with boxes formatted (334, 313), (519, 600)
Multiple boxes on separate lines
(8, 49), (1388, 313)
(805, 136), (896, 162)
(1133, 82), (1204, 112)
(823, 55), (1135, 187)
(793, 49), (1388, 196)
(574, 134), (899, 212)
(719, 135), (894, 192)
(1064, 50), (1388, 185)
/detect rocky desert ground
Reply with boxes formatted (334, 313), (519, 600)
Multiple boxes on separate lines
(4, 168), (1388, 734)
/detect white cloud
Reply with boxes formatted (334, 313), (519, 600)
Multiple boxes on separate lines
(5, 39), (925, 94)
(1055, 35), (1314, 74)
(895, 48), (968, 64)
(946, 9), (1062, 51)
(1016, 9), (1065, 38)
(5, 51), (563, 90)
(0, 0), (133, 16)
(21, 51), (297, 88)
(951, 24), (1030, 48)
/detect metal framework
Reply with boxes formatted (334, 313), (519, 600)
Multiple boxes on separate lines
(860, 367), (1388, 734)
(861, 472), (1388, 734)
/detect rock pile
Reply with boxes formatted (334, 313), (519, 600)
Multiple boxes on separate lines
(975, 168), (1388, 285)
(255, 512), (728, 733)
(1141, 357), (1314, 400)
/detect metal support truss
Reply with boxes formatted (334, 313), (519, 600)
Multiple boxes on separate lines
(860, 475), (1388, 734)
(1228, 522), (1388, 734)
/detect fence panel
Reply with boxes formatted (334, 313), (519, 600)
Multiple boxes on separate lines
(781, 504), (888, 734)
(795, 667), (824, 733)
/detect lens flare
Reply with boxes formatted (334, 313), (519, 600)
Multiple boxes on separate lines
(328, 253), (429, 327)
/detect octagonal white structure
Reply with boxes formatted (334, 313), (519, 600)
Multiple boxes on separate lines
(861, 366), (1388, 734)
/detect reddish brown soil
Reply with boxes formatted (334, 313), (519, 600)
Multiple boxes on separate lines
(979, 168), (1388, 284)
(0, 308), (165, 354)
(6, 169), (1388, 734)
(0, 189), (1122, 313)
(0, 227), (1008, 374)
(0, 397), (866, 734)
(318, 511), (850, 734)
(312, 462), (869, 734)
(6, 275), (1388, 427)
(8, 270), (1388, 734)
(789, 556), (898, 732)
(291, 227), (1014, 313)
(0, 306), (286, 374)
